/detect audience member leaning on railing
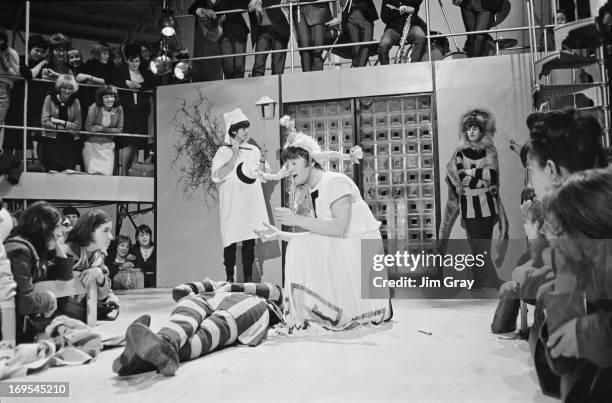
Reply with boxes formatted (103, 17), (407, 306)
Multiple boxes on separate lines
(43, 33), (71, 80)
(4, 34), (49, 158)
(40, 74), (82, 172)
(112, 43), (155, 176)
(83, 85), (123, 175)
(0, 26), (20, 151)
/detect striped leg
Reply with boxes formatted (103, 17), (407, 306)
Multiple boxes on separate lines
(178, 293), (271, 362)
(224, 282), (283, 305)
(172, 280), (216, 302)
(158, 294), (214, 351)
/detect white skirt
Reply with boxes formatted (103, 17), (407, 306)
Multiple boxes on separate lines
(83, 141), (115, 175)
(284, 229), (392, 330)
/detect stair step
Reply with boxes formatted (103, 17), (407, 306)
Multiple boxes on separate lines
(535, 51), (596, 78)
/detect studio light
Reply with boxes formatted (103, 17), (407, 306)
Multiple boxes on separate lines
(159, 9), (177, 37)
(150, 54), (173, 75)
(174, 61), (192, 80)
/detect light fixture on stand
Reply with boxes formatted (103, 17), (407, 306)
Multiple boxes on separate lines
(150, 36), (173, 76)
(150, 54), (173, 75)
(158, 9), (177, 37)
(174, 61), (192, 80)
(173, 50), (192, 81)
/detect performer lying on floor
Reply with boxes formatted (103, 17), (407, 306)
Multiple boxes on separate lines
(113, 281), (283, 376)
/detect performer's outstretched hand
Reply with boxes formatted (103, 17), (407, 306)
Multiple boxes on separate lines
(254, 222), (282, 241)
(273, 207), (300, 226)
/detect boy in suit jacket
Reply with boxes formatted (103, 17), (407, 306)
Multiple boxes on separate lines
(343, 0), (378, 67)
(378, 0), (427, 64)
(247, 0), (290, 76)
(293, 0), (332, 71)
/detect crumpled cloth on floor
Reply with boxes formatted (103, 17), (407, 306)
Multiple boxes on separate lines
(0, 315), (103, 379)
(267, 321), (333, 338)
(45, 315), (103, 357)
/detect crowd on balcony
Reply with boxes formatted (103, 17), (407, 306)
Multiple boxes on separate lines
(0, 30), (155, 177)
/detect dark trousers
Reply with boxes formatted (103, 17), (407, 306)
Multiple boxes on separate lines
(252, 29), (288, 76)
(462, 216), (502, 289)
(294, 13), (325, 71)
(223, 239), (255, 281)
(460, 0), (493, 58)
(219, 37), (246, 79)
(378, 25), (427, 65)
(345, 9), (373, 67)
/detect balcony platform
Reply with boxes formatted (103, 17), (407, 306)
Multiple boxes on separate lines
(0, 172), (154, 202)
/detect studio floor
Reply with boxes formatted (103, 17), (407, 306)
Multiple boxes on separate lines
(4, 289), (557, 403)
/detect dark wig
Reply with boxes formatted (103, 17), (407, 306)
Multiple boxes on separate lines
(281, 146), (322, 169)
(228, 121), (250, 137)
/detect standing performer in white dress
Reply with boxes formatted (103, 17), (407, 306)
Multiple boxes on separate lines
(256, 117), (392, 330)
(212, 108), (270, 282)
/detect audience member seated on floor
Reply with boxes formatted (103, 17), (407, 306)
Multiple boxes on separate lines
(105, 234), (136, 283)
(61, 209), (114, 322)
(4, 201), (73, 343)
(519, 109), (608, 398)
(113, 281), (283, 376)
(40, 74), (82, 172)
(0, 201), (16, 344)
(62, 206), (80, 228)
(491, 196), (550, 334)
(59, 215), (72, 242)
(83, 85), (123, 175)
(519, 109), (608, 299)
(510, 198), (551, 300)
(42, 33), (72, 80)
(535, 168), (612, 401)
(497, 198), (549, 299)
(131, 224), (155, 288)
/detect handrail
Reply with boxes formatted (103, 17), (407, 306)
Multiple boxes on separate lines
(183, 24), (554, 64)
(0, 124), (153, 138)
(183, 0), (336, 17)
(0, 74), (156, 93)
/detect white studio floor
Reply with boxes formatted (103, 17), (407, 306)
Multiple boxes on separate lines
(4, 289), (557, 403)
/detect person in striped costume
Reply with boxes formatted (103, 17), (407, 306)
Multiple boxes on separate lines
(112, 281), (283, 376)
(444, 109), (506, 289)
